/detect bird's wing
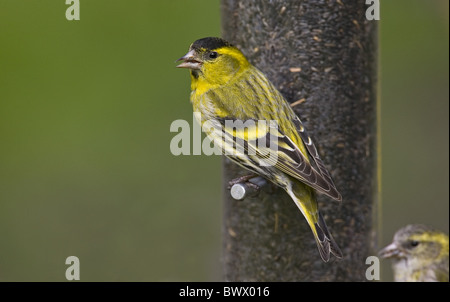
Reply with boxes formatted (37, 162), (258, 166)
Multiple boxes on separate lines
(289, 116), (341, 201)
(270, 116), (342, 201)
(217, 117), (342, 201)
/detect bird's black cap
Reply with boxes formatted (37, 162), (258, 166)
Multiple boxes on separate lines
(191, 37), (233, 51)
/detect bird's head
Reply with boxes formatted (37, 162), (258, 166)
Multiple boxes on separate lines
(379, 224), (449, 264)
(176, 37), (250, 90)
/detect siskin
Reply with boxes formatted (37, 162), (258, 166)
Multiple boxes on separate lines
(176, 37), (342, 262)
(379, 224), (449, 282)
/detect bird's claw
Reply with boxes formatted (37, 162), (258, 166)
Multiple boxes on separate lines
(227, 174), (259, 189)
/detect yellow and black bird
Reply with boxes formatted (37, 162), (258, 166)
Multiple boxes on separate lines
(177, 37), (342, 261)
(379, 224), (449, 282)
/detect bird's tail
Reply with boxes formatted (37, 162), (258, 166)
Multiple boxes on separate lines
(312, 211), (343, 262)
(288, 183), (343, 262)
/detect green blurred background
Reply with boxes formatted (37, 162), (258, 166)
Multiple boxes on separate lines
(0, 0), (448, 281)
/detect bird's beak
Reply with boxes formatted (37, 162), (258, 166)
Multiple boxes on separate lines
(378, 242), (403, 259)
(176, 49), (202, 70)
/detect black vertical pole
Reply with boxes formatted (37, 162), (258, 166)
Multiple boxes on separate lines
(221, 0), (379, 281)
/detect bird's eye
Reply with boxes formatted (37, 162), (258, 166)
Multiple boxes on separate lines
(410, 240), (420, 247)
(209, 51), (218, 59)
